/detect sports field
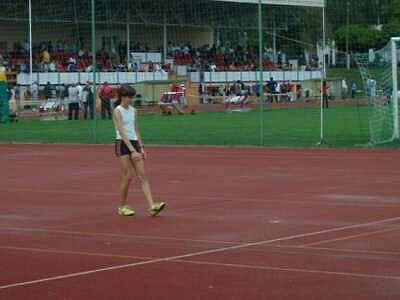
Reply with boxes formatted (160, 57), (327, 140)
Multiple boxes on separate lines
(2, 104), (398, 148)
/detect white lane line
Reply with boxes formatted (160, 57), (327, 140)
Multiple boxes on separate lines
(1, 215), (400, 290)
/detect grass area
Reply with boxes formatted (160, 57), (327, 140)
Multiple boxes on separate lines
(1, 104), (399, 148)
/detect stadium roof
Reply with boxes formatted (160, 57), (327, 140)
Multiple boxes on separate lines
(213, 0), (325, 7)
(1, 0), (324, 28)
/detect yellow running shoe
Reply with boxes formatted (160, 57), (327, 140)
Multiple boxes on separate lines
(118, 205), (135, 216)
(148, 202), (166, 217)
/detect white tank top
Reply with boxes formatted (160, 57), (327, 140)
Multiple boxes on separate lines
(115, 105), (138, 140)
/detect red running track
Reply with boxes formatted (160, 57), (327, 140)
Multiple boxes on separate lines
(0, 144), (400, 300)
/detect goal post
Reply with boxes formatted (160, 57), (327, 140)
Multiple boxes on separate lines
(355, 37), (400, 145)
(391, 37), (400, 140)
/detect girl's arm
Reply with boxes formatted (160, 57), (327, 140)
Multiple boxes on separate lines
(134, 110), (146, 158)
(134, 110), (144, 148)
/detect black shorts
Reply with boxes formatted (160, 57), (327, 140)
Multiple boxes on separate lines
(115, 140), (141, 157)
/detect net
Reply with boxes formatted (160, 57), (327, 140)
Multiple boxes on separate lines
(0, 0), (398, 148)
(355, 38), (400, 144)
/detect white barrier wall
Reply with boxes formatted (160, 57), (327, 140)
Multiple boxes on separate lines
(130, 53), (162, 63)
(189, 71), (322, 83)
(18, 70), (321, 85)
(17, 72), (169, 85)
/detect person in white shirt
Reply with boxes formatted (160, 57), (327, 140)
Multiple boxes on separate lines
(82, 81), (95, 120)
(341, 79), (348, 99)
(68, 84), (80, 120)
(276, 82), (281, 103)
(76, 82), (84, 103)
(154, 63), (162, 73)
(31, 81), (39, 101)
(23, 40), (30, 54)
(112, 85), (166, 217)
(49, 61), (56, 72)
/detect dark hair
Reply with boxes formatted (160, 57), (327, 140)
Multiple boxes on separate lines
(114, 85), (136, 108)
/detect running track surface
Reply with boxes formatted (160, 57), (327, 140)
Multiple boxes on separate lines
(0, 144), (400, 300)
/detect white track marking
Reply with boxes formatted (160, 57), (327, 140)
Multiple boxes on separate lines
(1, 216), (400, 290)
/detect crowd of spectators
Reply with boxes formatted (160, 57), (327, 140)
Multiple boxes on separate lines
(0, 39), (319, 74)
(0, 40), (169, 73)
(168, 42), (319, 72)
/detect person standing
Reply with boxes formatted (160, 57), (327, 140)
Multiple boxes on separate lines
(76, 82), (84, 117)
(98, 81), (113, 119)
(112, 85), (166, 217)
(341, 79), (348, 99)
(62, 84), (69, 112)
(351, 82), (357, 99)
(82, 81), (95, 120)
(44, 81), (52, 100)
(267, 77), (277, 103)
(57, 84), (65, 99)
(68, 83), (80, 120)
(8, 85), (17, 122)
(322, 80), (330, 109)
(31, 81), (39, 101)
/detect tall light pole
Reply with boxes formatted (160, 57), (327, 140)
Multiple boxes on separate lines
(28, 0), (33, 88)
(258, 0), (264, 146)
(91, 0), (97, 143)
(376, 0), (380, 25)
(346, 0), (350, 70)
(126, 0), (130, 68)
(319, 0), (327, 144)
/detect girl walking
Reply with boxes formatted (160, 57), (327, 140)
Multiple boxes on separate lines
(113, 85), (165, 216)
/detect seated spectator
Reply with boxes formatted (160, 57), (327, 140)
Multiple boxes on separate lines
(154, 63), (162, 73)
(23, 39), (30, 55)
(20, 63), (27, 73)
(86, 65), (93, 72)
(41, 48), (50, 65)
(68, 63), (76, 72)
(67, 56), (76, 72)
(116, 63), (125, 72)
(56, 62), (64, 72)
(49, 61), (56, 72)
